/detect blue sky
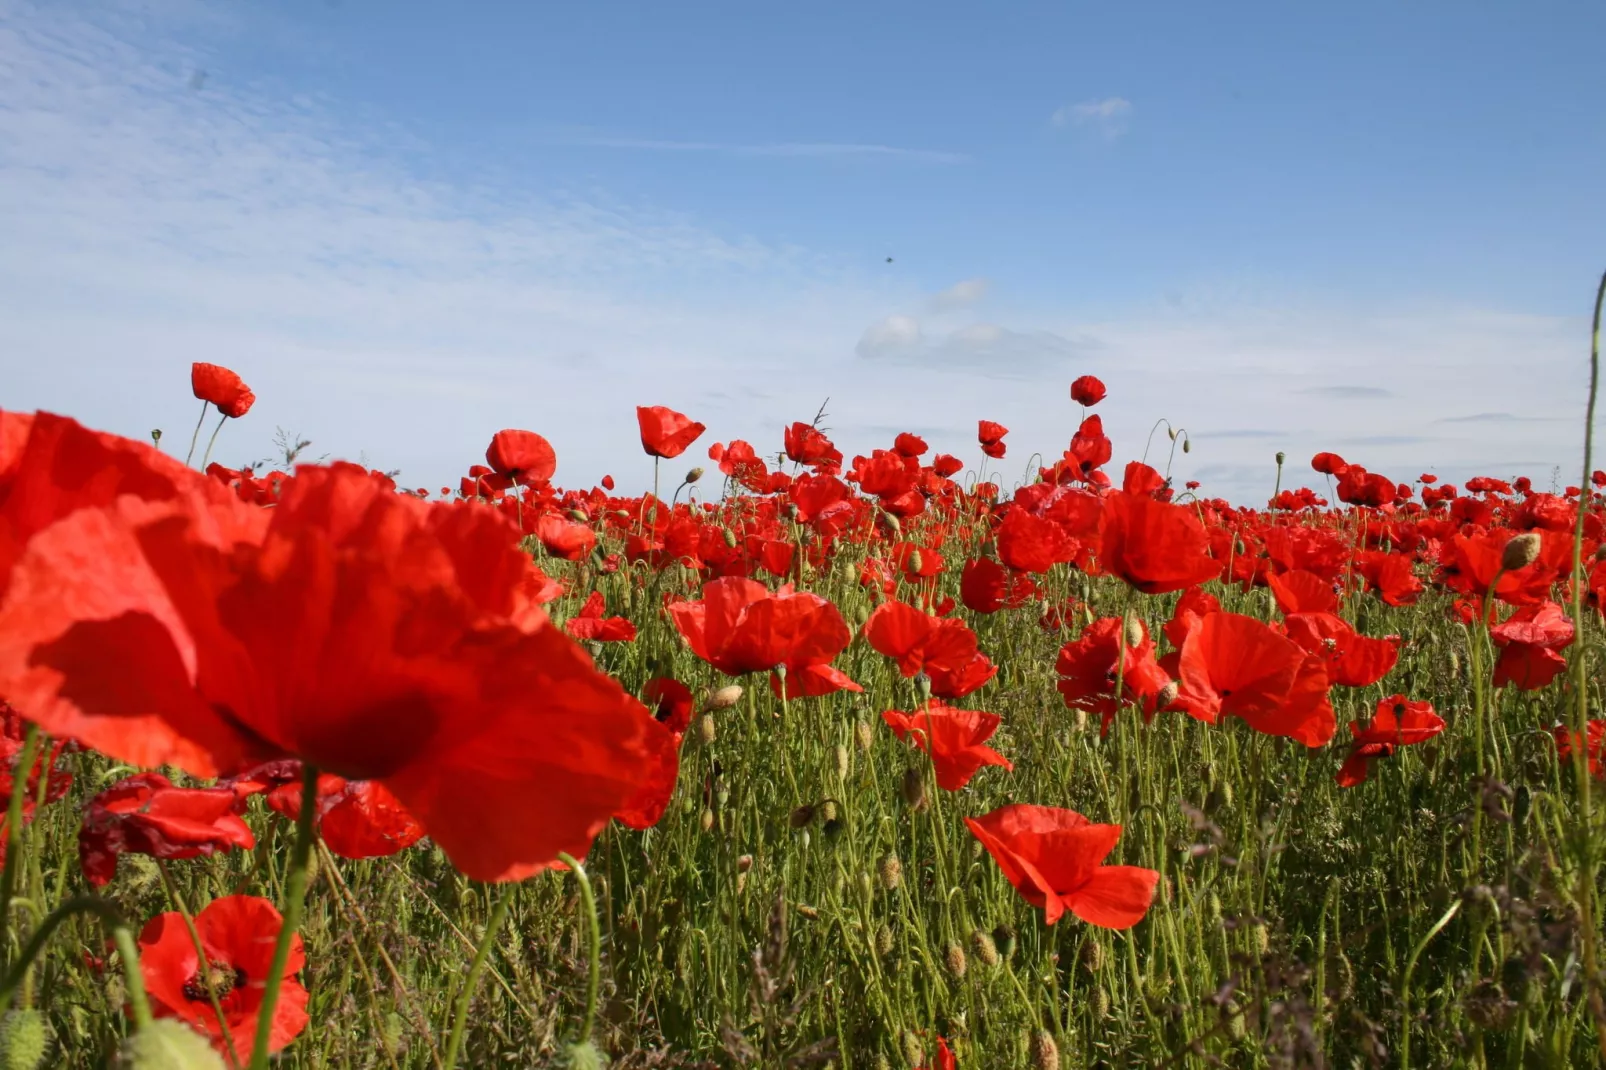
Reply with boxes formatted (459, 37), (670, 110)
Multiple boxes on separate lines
(2, 0), (1604, 501)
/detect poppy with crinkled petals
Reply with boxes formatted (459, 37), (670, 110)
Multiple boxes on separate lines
(1556, 720), (1606, 779)
(863, 600), (979, 678)
(636, 405), (706, 459)
(0, 460), (662, 882)
(978, 420), (1009, 459)
(139, 894), (308, 1065)
(1097, 489), (1222, 594)
(881, 701), (1012, 790)
(1311, 452), (1348, 477)
(667, 577), (860, 699)
(535, 514), (597, 561)
(1490, 600), (1574, 690)
(485, 429), (557, 484)
(79, 773), (255, 887)
(1173, 611), (1336, 746)
(1069, 375), (1107, 407)
(191, 363), (256, 419)
(966, 804), (1157, 928)
(231, 763), (426, 861)
(959, 557), (1038, 614)
(784, 422), (842, 468)
(1281, 612), (1399, 688)
(1055, 617), (1172, 732)
(1335, 694), (1443, 787)
(927, 650), (998, 699)
(996, 508), (1077, 574)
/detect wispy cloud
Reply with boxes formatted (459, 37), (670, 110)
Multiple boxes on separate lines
(563, 136), (968, 164)
(928, 278), (990, 313)
(1050, 96), (1133, 137)
(1437, 411), (1562, 424)
(1298, 386), (1394, 399)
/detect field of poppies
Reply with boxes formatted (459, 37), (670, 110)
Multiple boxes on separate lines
(2, 287), (1606, 1069)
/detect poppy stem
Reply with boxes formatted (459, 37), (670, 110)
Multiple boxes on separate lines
(1398, 897), (1462, 1070)
(557, 852), (601, 1047)
(1570, 269), (1606, 1057)
(201, 411), (229, 470)
(184, 399), (208, 467)
(0, 725), (40, 965)
(248, 762), (319, 1070)
(441, 885), (514, 1070)
(0, 894), (151, 1028)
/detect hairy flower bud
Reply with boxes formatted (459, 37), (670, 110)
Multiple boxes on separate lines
(914, 672), (932, 702)
(722, 527), (738, 549)
(697, 714), (717, 745)
(971, 928), (1000, 968)
(944, 942), (968, 978)
(1157, 680), (1179, 709)
(878, 853), (903, 891)
(567, 1042), (607, 1070)
(116, 1021), (226, 1070)
(833, 743), (850, 781)
(1124, 613), (1144, 650)
(685, 467), (704, 484)
(992, 922), (1017, 961)
(1080, 940), (1106, 973)
(1501, 532), (1541, 572)
(789, 804), (814, 829)
(901, 767), (928, 811)
(0, 1010), (51, 1070)
(905, 550), (923, 575)
(1029, 1029), (1061, 1070)
(704, 685), (745, 711)
(855, 720), (875, 752)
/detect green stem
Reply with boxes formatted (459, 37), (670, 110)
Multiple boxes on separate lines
(1571, 268), (1606, 1059)
(442, 887), (515, 1070)
(184, 399), (208, 467)
(1399, 898), (1462, 1070)
(0, 725), (40, 958)
(247, 763), (319, 1070)
(0, 894), (151, 1028)
(200, 411), (229, 470)
(557, 852), (601, 1047)
(159, 862), (241, 1070)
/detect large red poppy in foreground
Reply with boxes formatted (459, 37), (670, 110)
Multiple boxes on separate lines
(0, 446), (661, 882)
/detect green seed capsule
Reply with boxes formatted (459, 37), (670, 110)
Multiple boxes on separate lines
(0, 1009), (52, 1070)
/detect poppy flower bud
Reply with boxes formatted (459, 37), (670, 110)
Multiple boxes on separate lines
(905, 549), (923, 575)
(737, 854), (753, 873)
(944, 941), (968, 978)
(1275, 451), (1285, 466)
(1091, 986), (1110, 1020)
(116, 1021), (227, 1070)
(685, 467), (704, 484)
(1080, 940), (1106, 973)
(1501, 532), (1541, 572)
(993, 922), (1017, 960)
(565, 1041), (607, 1070)
(567, 508), (589, 523)
(879, 512), (901, 537)
(1124, 613), (1144, 650)
(704, 685), (745, 711)
(855, 720), (874, 751)
(697, 714), (717, 745)
(900, 767), (927, 810)
(971, 928), (1000, 968)
(1182, 437), (1191, 453)
(1251, 923), (1270, 955)
(700, 807), (715, 831)
(1157, 680), (1179, 708)
(878, 853), (903, 890)
(874, 922), (895, 958)
(789, 804), (815, 828)
(914, 672), (932, 702)
(0, 1009), (51, 1070)
(722, 527), (738, 549)
(901, 1031), (925, 1068)
(1029, 1029), (1060, 1070)
(834, 743), (850, 780)
(1223, 1001), (1246, 1039)
(819, 799), (838, 823)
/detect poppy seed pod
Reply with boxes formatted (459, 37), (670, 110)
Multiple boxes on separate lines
(1275, 451), (1286, 466)
(0, 1009), (51, 1070)
(116, 1021), (227, 1070)
(150, 429), (162, 446)
(1501, 532), (1541, 572)
(704, 685), (745, 711)
(685, 467), (704, 484)
(1029, 1029), (1060, 1070)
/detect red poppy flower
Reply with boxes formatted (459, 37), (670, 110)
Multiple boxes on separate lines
(228, 762), (426, 861)
(1172, 611), (1336, 746)
(612, 712), (682, 831)
(636, 405), (706, 459)
(959, 557), (1037, 614)
(79, 773), (255, 887)
(667, 577), (860, 698)
(862, 600), (979, 678)
(931, 454), (964, 478)
(535, 514), (597, 561)
(977, 420), (1008, 459)
(1490, 601), (1574, 690)
(643, 678), (694, 736)
(1265, 570), (1338, 616)
(1055, 617), (1172, 732)
(1097, 489), (1222, 594)
(996, 508), (1077, 574)
(0, 698), (71, 807)
(1162, 586), (1221, 650)
(1069, 375), (1107, 407)
(881, 701), (1012, 790)
(1555, 720), (1606, 778)
(1310, 452), (1348, 477)
(784, 422), (842, 468)
(893, 432), (928, 457)
(190, 363), (256, 419)
(1335, 694), (1444, 787)
(139, 894), (309, 1065)
(927, 650), (998, 699)
(565, 591), (638, 642)
(1281, 612), (1400, 688)
(965, 804), (1158, 928)
(485, 429), (557, 484)
(0, 459), (662, 882)
(917, 1036), (957, 1070)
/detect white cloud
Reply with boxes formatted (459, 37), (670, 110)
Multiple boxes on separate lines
(928, 277), (990, 313)
(855, 315), (923, 358)
(1050, 96), (1133, 137)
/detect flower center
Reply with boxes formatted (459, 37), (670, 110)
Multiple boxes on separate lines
(184, 963), (246, 1002)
